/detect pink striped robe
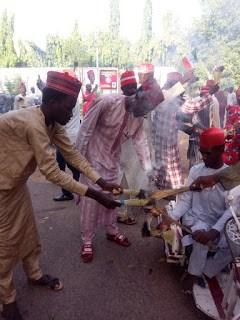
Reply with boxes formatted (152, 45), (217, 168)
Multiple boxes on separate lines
(76, 94), (151, 243)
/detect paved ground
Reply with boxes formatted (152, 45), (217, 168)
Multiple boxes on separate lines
(1, 178), (210, 320)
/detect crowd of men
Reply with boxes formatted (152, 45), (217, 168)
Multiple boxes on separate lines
(1, 64), (240, 320)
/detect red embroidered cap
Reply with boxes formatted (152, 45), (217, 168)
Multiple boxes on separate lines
(120, 71), (137, 87)
(46, 71), (82, 98)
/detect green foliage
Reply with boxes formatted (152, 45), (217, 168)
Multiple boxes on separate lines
(142, 0), (152, 42)
(0, 10), (18, 67)
(45, 35), (65, 67)
(189, 0), (240, 86)
(16, 40), (46, 67)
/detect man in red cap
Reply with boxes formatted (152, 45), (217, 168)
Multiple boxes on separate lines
(0, 71), (121, 320)
(164, 128), (236, 293)
(76, 78), (165, 263)
(191, 87), (240, 190)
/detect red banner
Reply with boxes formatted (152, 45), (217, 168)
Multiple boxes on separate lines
(100, 69), (117, 89)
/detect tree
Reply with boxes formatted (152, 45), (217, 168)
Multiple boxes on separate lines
(45, 35), (64, 67)
(16, 40), (46, 67)
(109, 0), (120, 37)
(189, 0), (240, 85)
(63, 22), (90, 67)
(133, 0), (153, 63)
(0, 10), (18, 67)
(142, 0), (152, 42)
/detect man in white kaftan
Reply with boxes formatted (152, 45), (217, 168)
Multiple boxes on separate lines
(168, 128), (238, 290)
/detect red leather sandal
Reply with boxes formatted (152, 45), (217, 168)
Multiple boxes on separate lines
(81, 243), (93, 263)
(106, 233), (131, 247)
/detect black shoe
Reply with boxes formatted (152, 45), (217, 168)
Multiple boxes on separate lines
(2, 302), (23, 320)
(53, 194), (74, 201)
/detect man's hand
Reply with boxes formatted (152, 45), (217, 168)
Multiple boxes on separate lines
(192, 229), (220, 245)
(209, 84), (219, 95)
(190, 175), (220, 191)
(86, 188), (121, 209)
(96, 178), (122, 194)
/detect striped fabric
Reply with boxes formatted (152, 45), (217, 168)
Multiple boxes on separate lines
(181, 94), (213, 114)
(154, 142), (183, 189)
(76, 94), (152, 244)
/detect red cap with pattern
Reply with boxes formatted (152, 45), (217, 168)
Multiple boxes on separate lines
(120, 71), (137, 87)
(200, 128), (225, 149)
(46, 71), (82, 98)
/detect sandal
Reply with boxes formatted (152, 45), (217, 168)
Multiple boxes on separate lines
(81, 243), (93, 263)
(106, 233), (131, 247)
(117, 216), (137, 225)
(28, 274), (63, 291)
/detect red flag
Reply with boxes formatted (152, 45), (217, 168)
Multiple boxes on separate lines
(182, 56), (193, 70)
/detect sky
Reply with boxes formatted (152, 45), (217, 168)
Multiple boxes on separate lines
(0, 0), (201, 49)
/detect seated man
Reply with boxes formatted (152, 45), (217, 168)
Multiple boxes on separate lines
(166, 128), (235, 292)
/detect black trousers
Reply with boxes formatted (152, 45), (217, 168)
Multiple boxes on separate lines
(56, 149), (80, 197)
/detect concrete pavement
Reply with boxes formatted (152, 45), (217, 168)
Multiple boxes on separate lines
(0, 179), (210, 320)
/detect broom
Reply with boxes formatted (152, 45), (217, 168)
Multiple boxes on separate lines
(116, 198), (151, 207)
(114, 187), (190, 202)
(150, 187), (190, 201)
